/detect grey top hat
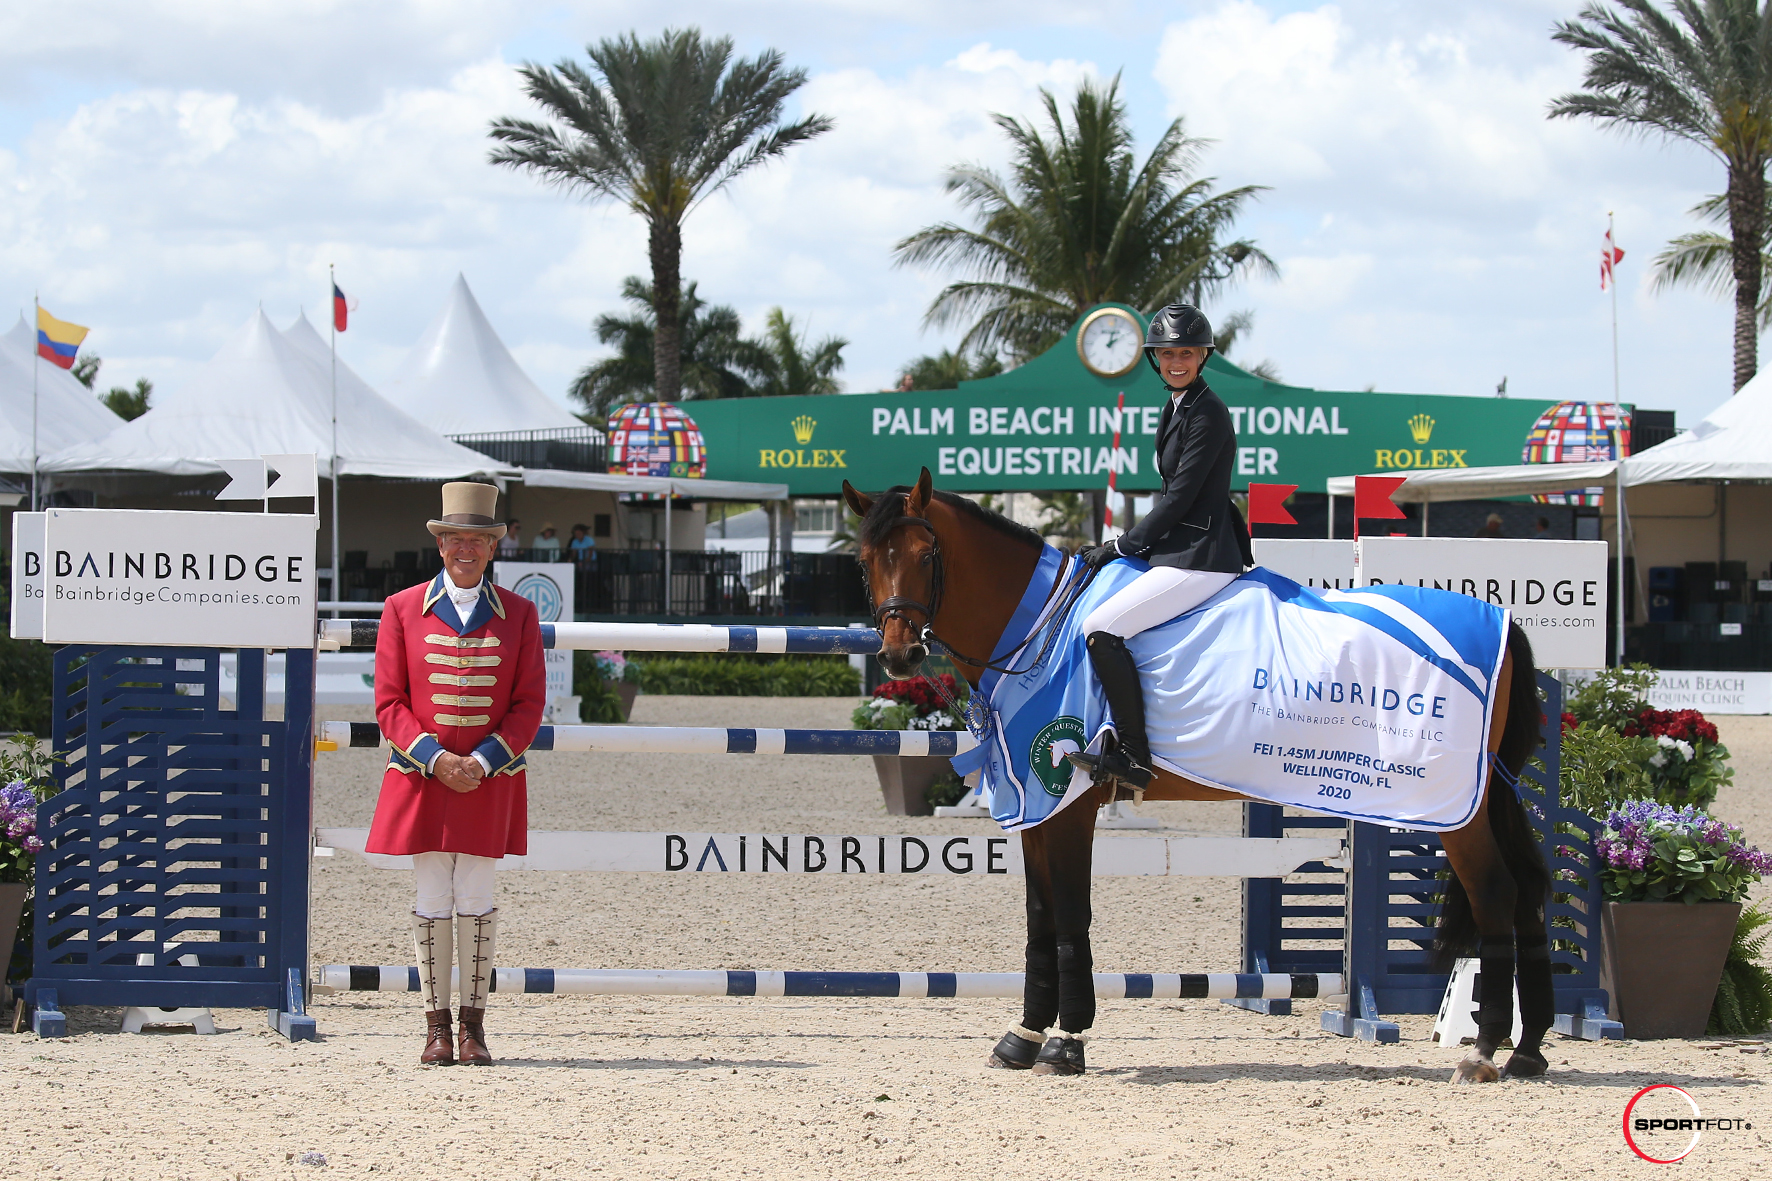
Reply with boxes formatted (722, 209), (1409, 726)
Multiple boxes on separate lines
(426, 481), (507, 539)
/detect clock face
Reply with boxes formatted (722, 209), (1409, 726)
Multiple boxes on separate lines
(1077, 308), (1142, 377)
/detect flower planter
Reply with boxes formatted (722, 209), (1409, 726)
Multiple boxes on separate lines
(873, 755), (952, 816)
(614, 682), (638, 721)
(1600, 900), (1741, 1039)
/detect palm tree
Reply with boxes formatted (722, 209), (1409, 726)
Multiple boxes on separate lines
(1551, 1), (1772, 391)
(892, 75), (1275, 360)
(488, 29), (832, 401)
(1651, 188), (1772, 327)
(895, 348), (1004, 390)
(1035, 491), (1093, 549)
(1212, 309), (1282, 381)
(102, 378), (152, 421)
(746, 308), (846, 398)
(570, 275), (766, 422)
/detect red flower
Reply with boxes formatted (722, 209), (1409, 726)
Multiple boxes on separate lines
(1561, 712), (1579, 734)
(1627, 707), (1718, 746)
(872, 674), (964, 716)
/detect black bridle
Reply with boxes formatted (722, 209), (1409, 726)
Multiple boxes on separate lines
(865, 512), (1095, 678)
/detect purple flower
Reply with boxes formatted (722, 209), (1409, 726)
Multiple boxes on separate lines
(20, 835), (42, 853)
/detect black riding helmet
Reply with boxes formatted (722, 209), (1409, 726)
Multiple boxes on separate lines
(1144, 303), (1214, 391)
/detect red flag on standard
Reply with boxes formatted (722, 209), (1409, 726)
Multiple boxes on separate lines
(1246, 483), (1298, 526)
(1352, 475), (1407, 539)
(333, 282), (354, 332)
(1600, 228), (1625, 290)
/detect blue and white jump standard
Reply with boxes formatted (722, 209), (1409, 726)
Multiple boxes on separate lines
(319, 967), (1345, 1001)
(318, 619), (886, 655)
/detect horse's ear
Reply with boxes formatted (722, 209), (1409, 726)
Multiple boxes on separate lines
(907, 467), (933, 516)
(841, 480), (872, 519)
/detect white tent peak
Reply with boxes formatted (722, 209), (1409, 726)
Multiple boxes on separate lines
(383, 273), (583, 436)
(0, 312), (124, 473)
(42, 308), (499, 481)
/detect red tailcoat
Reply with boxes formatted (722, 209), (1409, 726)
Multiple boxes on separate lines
(364, 573), (545, 858)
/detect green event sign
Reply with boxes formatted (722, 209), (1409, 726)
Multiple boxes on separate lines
(685, 305), (1559, 497)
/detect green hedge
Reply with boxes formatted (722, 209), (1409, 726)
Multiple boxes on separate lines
(638, 653), (860, 697)
(0, 632), (53, 736)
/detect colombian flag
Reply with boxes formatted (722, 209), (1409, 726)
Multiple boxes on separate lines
(36, 306), (90, 370)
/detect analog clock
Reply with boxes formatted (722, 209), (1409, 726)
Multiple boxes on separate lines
(1077, 307), (1142, 377)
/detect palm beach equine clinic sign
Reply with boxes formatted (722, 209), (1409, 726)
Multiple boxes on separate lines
(39, 508), (318, 649)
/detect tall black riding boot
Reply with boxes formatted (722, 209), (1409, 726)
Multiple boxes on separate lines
(1069, 632), (1153, 789)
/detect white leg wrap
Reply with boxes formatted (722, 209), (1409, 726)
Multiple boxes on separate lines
(412, 913), (452, 1012)
(456, 909), (497, 1010)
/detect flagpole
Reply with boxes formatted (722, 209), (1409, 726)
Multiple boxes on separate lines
(31, 294), (40, 513)
(1609, 213), (1627, 668)
(330, 264), (341, 621)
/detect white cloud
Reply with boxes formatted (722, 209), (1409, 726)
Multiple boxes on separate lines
(0, 34), (1106, 407)
(1154, 1), (1733, 416)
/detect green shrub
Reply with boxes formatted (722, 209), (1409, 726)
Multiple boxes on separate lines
(1559, 723), (1656, 816)
(1566, 663), (1660, 729)
(0, 632), (53, 736)
(1710, 905), (1772, 1036)
(637, 654), (859, 697)
(924, 771), (969, 809)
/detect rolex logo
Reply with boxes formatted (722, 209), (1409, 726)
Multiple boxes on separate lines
(1408, 414), (1435, 445)
(791, 415), (817, 445)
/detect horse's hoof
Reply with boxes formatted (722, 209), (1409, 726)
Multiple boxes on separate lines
(1502, 1048), (1549, 1079)
(1451, 1052), (1500, 1084)
(1030, 1035), (1086, 1076)
(987, 1029), (1042, 1070)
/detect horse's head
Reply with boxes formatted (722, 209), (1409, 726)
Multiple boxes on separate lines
(843, 467), (940, 680)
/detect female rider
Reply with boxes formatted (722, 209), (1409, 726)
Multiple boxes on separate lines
(1071, 302), (1251, 789)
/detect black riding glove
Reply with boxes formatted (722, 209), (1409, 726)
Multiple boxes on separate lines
(1080, 543), (1121, 571)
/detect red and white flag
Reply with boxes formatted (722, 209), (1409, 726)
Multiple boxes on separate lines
(1600, 228), (1625, 290)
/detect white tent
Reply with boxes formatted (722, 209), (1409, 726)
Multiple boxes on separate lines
(383, 274), (584, 436)
(1615, 368), (1772, 484)
(42, 310), (500, 480)
(0, 314), (125, 473)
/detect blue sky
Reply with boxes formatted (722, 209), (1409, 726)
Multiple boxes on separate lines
(0, 0), (1739, 428)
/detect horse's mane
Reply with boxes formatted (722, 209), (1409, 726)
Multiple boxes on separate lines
(857, 487), (1044, 551)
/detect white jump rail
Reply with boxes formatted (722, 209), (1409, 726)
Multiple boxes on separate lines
(314, 828), (1347, 877)
(315, 721), (973, 758)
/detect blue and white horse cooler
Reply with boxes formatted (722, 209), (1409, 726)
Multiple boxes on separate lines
(952, 548), (1510, 833)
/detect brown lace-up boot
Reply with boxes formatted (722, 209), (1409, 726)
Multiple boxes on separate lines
(456, 910), (497, 1065)
(413, 914), (454, 1065)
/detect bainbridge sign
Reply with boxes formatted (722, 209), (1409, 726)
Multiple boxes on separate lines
(40, 508), (318, 649)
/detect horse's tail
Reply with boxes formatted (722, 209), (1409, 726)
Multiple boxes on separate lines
(1432, 621), (1551, 967)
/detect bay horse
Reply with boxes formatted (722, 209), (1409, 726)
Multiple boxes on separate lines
(842, 469), (1553, 1084)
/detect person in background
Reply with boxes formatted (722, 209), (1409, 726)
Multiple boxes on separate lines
(568, 523), (596, 562)
(498, 520), (521, 558)
(1475, 513), (1504, 539)
(365, 483), (545, 1066)
(531, 522), (561, 560)
(1532, 516), (1551, 539)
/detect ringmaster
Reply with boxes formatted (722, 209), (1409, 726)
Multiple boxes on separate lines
(365, 481), (546, 1066)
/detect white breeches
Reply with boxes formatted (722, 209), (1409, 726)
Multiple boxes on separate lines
(413, 851), (498, 919)
(1080, 566), (1240, 639)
